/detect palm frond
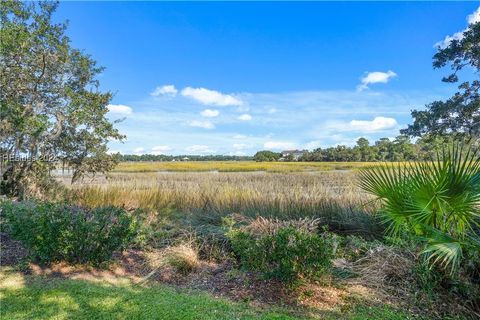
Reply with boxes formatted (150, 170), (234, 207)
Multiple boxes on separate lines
(359, 142), (480, 273)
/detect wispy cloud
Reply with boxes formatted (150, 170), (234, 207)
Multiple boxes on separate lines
(435, 7), (480, 48)
(185, 145), (215, 154)
(233, 134), (248, 139)
(238, 113), (252, 121)
(132, 147), (145, 155)
(188, 120), (215, 129)
(107, 104), (133, 115)
(328, 116), (398, 133)
(201, 109), (220, 117)
(357, 71), (397, 91)
(263, 141), (297, 150)
(181, 87), (243, 106)
(233, 143), (249, 150)
(151, 85), (178, 97)
(110, 87), (448, 155)
(151, 145), (172, 155)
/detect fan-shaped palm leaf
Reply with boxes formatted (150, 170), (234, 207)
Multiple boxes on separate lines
(359, 143), (480, 273)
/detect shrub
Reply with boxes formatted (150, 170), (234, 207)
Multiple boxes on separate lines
(164, 244), (200, 274)
(227, 218), (337, 284)
(1, 201), (137, 265)
(359, 143), (480, 273)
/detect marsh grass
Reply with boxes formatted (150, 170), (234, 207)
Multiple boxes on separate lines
(69, 171), (381, 237)
(113, 161), (381, 173)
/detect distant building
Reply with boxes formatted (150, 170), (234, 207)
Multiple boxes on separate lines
(280, 150), (307, 161)
(182, 157), (190, 161)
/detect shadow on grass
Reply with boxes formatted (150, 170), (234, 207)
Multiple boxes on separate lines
(0, 268), (313, 320)
(0, 268), (420, 320)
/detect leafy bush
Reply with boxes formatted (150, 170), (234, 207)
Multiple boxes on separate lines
(1, 201), (137, 264)
(227, 218), (337, 284)
(359, 144), (480, 273)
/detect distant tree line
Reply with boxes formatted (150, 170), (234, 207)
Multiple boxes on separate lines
(254, 135), (465, 162)
(119, 134), (473, 163)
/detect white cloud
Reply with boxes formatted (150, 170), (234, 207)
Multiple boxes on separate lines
(263, 141), (297, 150)
(151, 85), (177, 97)
(357, 71), (397, 91)
(133, 147), (145, 155)
(233, 134), (247, 139)
(435, 7), (480, 48)
(238, 113), (252, 121)
(107, 104), (133, 115)
(151, 145), (172, 155)
(181, 87), (243, 106)
(200, 109), (220, 117)
(188, 120), (215, 129)
(229, 151), (247, 156)
(468, 7), (480, 24)
(233, 143), (249, 150)
(185, 145), (215, 154)
(303, 141), (322, 150)
(348, 117), (398, 132)
(268, 108), (277, 114)
(111, 88), (443, 155)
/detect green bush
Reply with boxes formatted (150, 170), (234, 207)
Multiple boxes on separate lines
(1, 201), (137, 265)
(359, 144), (480, 273)
(227, 224), (336, 284)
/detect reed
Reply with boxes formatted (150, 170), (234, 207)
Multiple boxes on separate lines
(69, 171), (381, 236)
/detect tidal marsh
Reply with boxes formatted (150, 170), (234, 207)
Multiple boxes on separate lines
(70, 170), (380, 236)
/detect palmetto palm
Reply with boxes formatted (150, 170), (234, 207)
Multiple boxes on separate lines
(359, 144), (480, 273)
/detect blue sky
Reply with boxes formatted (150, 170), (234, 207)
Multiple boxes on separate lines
(55, 2), (479, 155)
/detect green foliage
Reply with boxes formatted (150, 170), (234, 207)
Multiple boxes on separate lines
(1, 201), (137, 264)
(0, 1), (124, 198)
(402, 22), (480, 139)
(359, 144), (480, 273)
(253, 150), (281, 162)
(227, 226), (336, 284)
(302, 135), (420, 162)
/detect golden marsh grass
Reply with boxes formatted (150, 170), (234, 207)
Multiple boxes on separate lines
(70, 170), (380, 235)
(113, 161), (380, 173)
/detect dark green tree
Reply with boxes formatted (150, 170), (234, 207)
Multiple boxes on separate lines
(0, 1), (124, 197)
(253, 151), (280, 162)
(401, 22), (480, 139)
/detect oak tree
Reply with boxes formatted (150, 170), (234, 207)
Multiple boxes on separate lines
(0, 1), (124, 198)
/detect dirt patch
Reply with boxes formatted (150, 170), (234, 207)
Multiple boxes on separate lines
(0, 232), (29, 266)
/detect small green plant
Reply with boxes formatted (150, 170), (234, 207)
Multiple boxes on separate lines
(227, 218), (337, 284)
(359, 143), (480, 273)
(1, 201), (137, 265)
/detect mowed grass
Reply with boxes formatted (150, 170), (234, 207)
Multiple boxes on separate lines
(0, 268), (417, 320)
(0, 268), (300, 320)
(114, 161), (379, 173)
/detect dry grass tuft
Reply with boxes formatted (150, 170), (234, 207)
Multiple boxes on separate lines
(351, 245), (416, 293)
(164, 244), (200, 275)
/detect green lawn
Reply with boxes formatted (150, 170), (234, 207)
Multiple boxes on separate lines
(0, 269), (418, 320)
